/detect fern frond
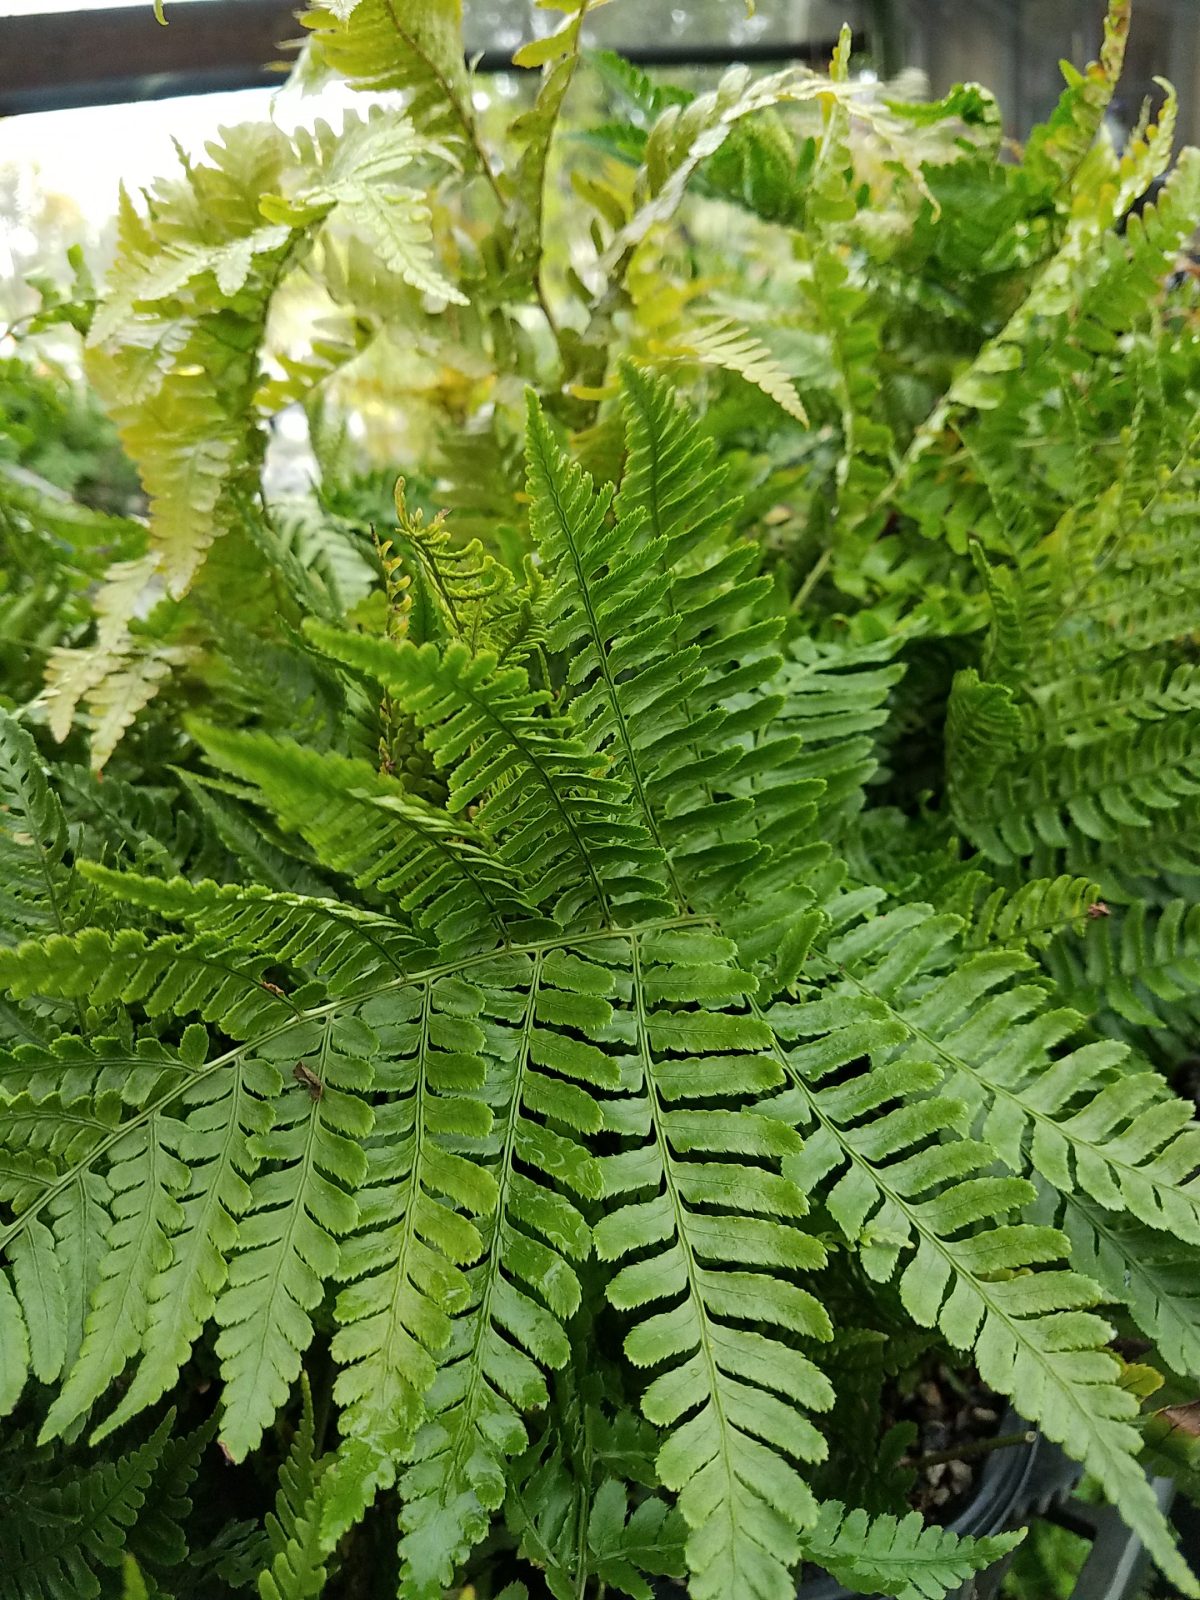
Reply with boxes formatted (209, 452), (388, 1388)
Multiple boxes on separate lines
(0, 711), (76, 946)
(176, 771), (335, 897)
(953, 873), (1102, 952)
(596, 927), (833, 1600)
(2, 1413), (177, 1600)
(654, 316), (809, 423)
(947, 666), (1200, 865)
(82, 866), (420, 994)
(388, 479), (543, 663)
(259, 1376), (328, 1600)
(0, 927), (298, 1040)
(97, 1054), (272, 1437)
(193, 726), (531, 950)
(268, 112), (465, 306)
(395, 947), (605, 1597)
(761, 905), (1196, 1593)
(39, 1119), (189, 1441)
(799, 1499), (1022, 1600)
(507, 3), (592, 291)
(57, 763), (202, 882)
(893, 90), (1188, 547)
(1061, 1191), (1200, 1383)
(86, 137), (298, 599)
(607, 366), (799, 900)
(505, 1429), (686, 1600)
(215, 1014), (371, 1460)
(1022, 0), (1129, 196)
(525, 392), (685, 894)
(1046, 897), (1200, 1047)
(766, 637), (903, 842)
(326, 981), (497, 1508)
(831, 907), (1200, 1242)
(299, 0), (474, 151)
(0, 1087), (154, 1423)
(308, 627), (670, 927)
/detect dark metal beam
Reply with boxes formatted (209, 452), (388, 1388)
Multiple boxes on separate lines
(0, 3), (855, 118)
(0, 0), (299, 116)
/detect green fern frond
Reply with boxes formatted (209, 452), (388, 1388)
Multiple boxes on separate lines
(216, 1014), (371, 1460)
(766, 637), (904, 842)
(99, 1053), (271, 1437)
(505, 1429), (686, 1600)
(0, 1090), (131, 1420)
(947, 665), (1200, 865)
(388, 478), (543, 663)
(1022, 0), (1129, 196)
(1046, 896), (1200, 1053)
(307, 627), (671, 927)
(1, 1413), (177, 1600)
(761, 904), (1196, 1592)
(589, 48), (691, 125)
(596, 927), (833, 1600)
(39, 1119), (189, 1442)
(894, 84), (1186, 544)
(395, 947), (606, 1597)
(299, 0), (475, 152)
(176, 771), (335, 897)
(193, 726), (531, 949)
(259, 1376), (329, 1600)
(607, 366), (798, 900)
(0, 711), (76, 946)
(799, 1499), (1022, 1600)
(525, 392), (686, 893)
(0, 926), (298, 1039)
(1061, 1191), (1200, 1383)
(56, 762), (203, 882)
(826, 906), (1200, 1242)
(327, 981), (497, 1501)
(82, 865), (421, 994)
(952, 873), (1102, 952)
(507, 3), (591, 287)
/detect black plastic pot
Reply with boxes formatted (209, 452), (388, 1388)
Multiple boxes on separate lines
(1042, 1476), (1177, 1600)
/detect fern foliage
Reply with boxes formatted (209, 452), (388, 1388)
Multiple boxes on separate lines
(4, 4), (1200, 1597)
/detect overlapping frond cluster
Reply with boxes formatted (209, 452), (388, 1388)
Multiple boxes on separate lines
(42, 108), (463, 769)
(4, 357), (1199, 1600)
(0, 1412), (203, 1600)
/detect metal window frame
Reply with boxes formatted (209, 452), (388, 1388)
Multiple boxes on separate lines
(0, 1), (855, 118)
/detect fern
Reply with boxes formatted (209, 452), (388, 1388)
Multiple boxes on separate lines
(1046, 897), (1200, 1056)
(45, 110), (461, 767)
(762, 903), (1198, 1592)
(192, 728), (529, 950)
(299, 0), (476, 151)
(6, 9), (1200, 1599)
(655, 316), (809, 423)
(307, 626), (671, 927)
(595, 929), (833, 1600)
(259, 1377), (328, 1600)
(0, 711), (76, 946)
(800, 1500), (1022, 1600)
(215, 1014), (371, 1461)
(0, 1413), (180, 1600)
